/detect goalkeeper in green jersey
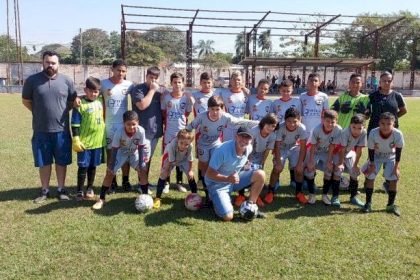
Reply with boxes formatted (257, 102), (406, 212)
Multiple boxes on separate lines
(331, 73), (369, 128)
(71, 77), (106, 201)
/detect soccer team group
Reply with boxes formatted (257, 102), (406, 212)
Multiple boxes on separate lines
(22, 51), (407, 221)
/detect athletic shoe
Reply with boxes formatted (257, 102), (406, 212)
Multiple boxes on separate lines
(308, 194), (316, 205)
(76, 191), (84, 201)
(362, 202), (372, 213)
(263, 191), (274, 204)
(295, 192), (308, 204)
(85, 188), (95, 199)
(322, 194), (331, 206)
(92, 199), (104, 210)
(256, 197), (265, 208)
(350, 196), (364, 208)
(57, 189), (70, 201)
(153, 198), (161, 209)
(382, 181), (390, 193)
(234, 194), (246, 207)
(176, 184), (188, 193)
(386, 204), (401, 217)
(148, 184), (156, 194)
(163, 182), (170, 194)
(331, 196), (341, 207)
(33, 189), (49, 204)
(122, 181), (132, 192)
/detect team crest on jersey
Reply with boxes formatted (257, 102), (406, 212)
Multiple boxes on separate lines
(302, 99), (307, 106)
(121, 89), (128, 95)
(203, 126), (209, 133)
(389, 142), (396, 149)
(106, 89), (112, 96)
(86, 107), (93, 113)
(217, 125), (224, 132)
(276, 105), (282, 112)
(180, 102), (186, 110)
(374, 143), (379, 150)
(265, 105), (270, 113)
(295, 134), (300, 140)
(316, 98), (323, 105)
(133, 138), (141, 145)
(120, 139), (127, 146)
(329, 137), (334, 144)
(228, 97), (233, 103)
(282, 134), (286, 141)
(253, 105), (258, 112)
(167, 101), (173, 108)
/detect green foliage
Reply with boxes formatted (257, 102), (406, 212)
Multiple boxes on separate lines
(36, 44), (72, 63)
(71, 28), (113, 65)
(0, 34), (30, 62)
(126, 38), (164, 66)
(257, 29), (272, 55)
(141, 26), (186, 62)
(233, 32), (246, 63)
(196, 40), (215, 58)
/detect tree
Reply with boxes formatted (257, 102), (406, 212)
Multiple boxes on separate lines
(0, 34), (29, 62)
(36, 44), (73, 63)
(141, 26), (186, 62)
(200, 52), (232, 76)
(196, 39), (215, 58)
(71, 28), (113, 65)
(258, 29), (272, 55)
(233, 32), (246, 63)
(125, 31), (164, 66)
(109, 31), (121, 59)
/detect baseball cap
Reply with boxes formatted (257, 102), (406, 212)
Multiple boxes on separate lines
(237, 126), (253, 139)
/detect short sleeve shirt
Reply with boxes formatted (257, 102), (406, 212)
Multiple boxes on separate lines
(164, 138), (194, 164)
(368, 127), (404, 160)
(22, 72), (77, 133)
(247, 95), (272, 121)
(276, 122), (308, 151)
(248, 125), (276, 164)
(300, 91), (329, 134)
(309, 124), (342, 154)
(101, 79), (133, 125)
(339, 127), (367, 154)
(112, 125), (149, 157)
(271, 97), (302, 124)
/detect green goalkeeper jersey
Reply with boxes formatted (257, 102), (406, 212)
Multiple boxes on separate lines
(331, 91), (369, 128)
(71, 96), (106, 149)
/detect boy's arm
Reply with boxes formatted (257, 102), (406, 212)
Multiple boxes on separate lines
(296, 140), (307, 169)
(22, 99), (32, 111)
(134, 82), (160, 110)
(71, 108), (85, 152)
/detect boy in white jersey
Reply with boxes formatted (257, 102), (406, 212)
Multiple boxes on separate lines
(304, 110), (342, 205)
(271, 79), (301, 124)
(217, 70), (249, 141)
(161, 72), (193, 192)
(361, 113), (404, 216)
(153, 130), (198, 209)
(247, 79), (272, 121)
(192, 72), (215, 116)
(101, 59), (134, 192)
(235, 113), (278, 207)
(187, 96), (258, 206)
(92, 111), (150, 210)
(336, 114), (367, 207)
(299, 73), (329, 134)
(270, 107), (308, 204)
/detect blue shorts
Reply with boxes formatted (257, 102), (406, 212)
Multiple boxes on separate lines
(31, 131), (72, 167)
(77, 147), (105, 168)
(206, 169), (254, 218)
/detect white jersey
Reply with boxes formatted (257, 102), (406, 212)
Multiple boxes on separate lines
(101, 79), (133, 125)
(192, 90), (214, 115)
(276, 122), (308, 151)
(299, 91), (329, 133)
(248, 125), (276, 164)
(271, 97), (302, 124)
(187, 112), (257, 148)
(309, 124), (342, 154)
(111, 125), (150, 158)
(339, 127), (367, 154)
(161, 92), (193, 145)
(368, 127), (404, 160)
(217, 88), (248, 123)
(246, 95), (272, 121)
(163, 138), (193, 165)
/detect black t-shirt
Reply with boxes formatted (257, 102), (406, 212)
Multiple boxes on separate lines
(367, 90), (405, 133)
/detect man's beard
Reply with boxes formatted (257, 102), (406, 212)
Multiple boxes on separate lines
(44, 66), (57, 77)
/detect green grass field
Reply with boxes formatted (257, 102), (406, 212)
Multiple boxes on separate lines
(0, 94), (419, 279)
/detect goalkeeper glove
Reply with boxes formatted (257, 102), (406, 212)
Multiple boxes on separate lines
(72, 136), (86, 152)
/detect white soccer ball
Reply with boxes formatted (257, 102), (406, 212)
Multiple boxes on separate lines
(339, 176), (350, 190)
(239, 201), (259, 221)
(135, 194), (153, 212)
(184, 193), (203, 211)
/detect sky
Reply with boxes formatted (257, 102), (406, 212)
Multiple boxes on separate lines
(1, 0), (419, 54)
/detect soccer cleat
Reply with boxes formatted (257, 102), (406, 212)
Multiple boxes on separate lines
(122, 181), (132, 192)
(57, 189), (70, 201)
(148, 184), (156, 194)
(263, 191), (274, 204)
(308, 194), (316, 205)
(386, 204), (401, 217)
(256, 197), (265, 208)
(33, 189), (49, 204)
(234, 194), (246, 207)
(322, 194), (331, 206)
(85, 188), (95, 199)
(153, 198), (161, 209)
(350, 196), (364, 208)
(92, 199), (104, 210)
(76, 191), (84, 201)
(362, 203), (372, 213)
(295, 192), (308, 204)
(331, 196), (341, 207)
(163, 182), (170, 194)
(176, 184), (188, 193)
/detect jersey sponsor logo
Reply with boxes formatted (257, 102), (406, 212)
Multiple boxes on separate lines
(303, 108), (322, 117)
(168, 111), (184, 120)
(121, 89), (128, 95)
(228, 105), (245, 115)
(180, 102), (186, 110)
(315, 98), (323, 105)
(107, 99), (125, 108)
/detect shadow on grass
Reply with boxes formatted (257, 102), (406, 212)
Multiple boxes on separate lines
(0, 186), (42, 201)
(143, 197), (218, 227)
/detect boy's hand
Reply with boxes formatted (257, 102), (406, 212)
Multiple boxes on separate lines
(295, 162), (303, 174)
(228, 172), (240, 184)
(337, 164), (345, 173)
(326, 161), (333, 173)
(306, 161), (315, 173)
(274, 161), (284, 173)
(187, 170), (194, 180)
(72, 136), (85, 152)
(366, 162), (376, 176)
(241, 87), (250, 95)
(149, 82), (159, 92)
(73, 96), (81, 108)
(352, 166), (361, 176)
(393, 165), (400, 179)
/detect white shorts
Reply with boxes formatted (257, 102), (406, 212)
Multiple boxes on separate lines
(274, 146), (300, 169)
(197, 145), (218, 163)
(333, 150), (360, 179)
(304, 152), (340, 178)
(106, 123), (124, 149)
(361, 158), (398, 181)
(161, 157), (190, 177)
(112, 150), (146, 174)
